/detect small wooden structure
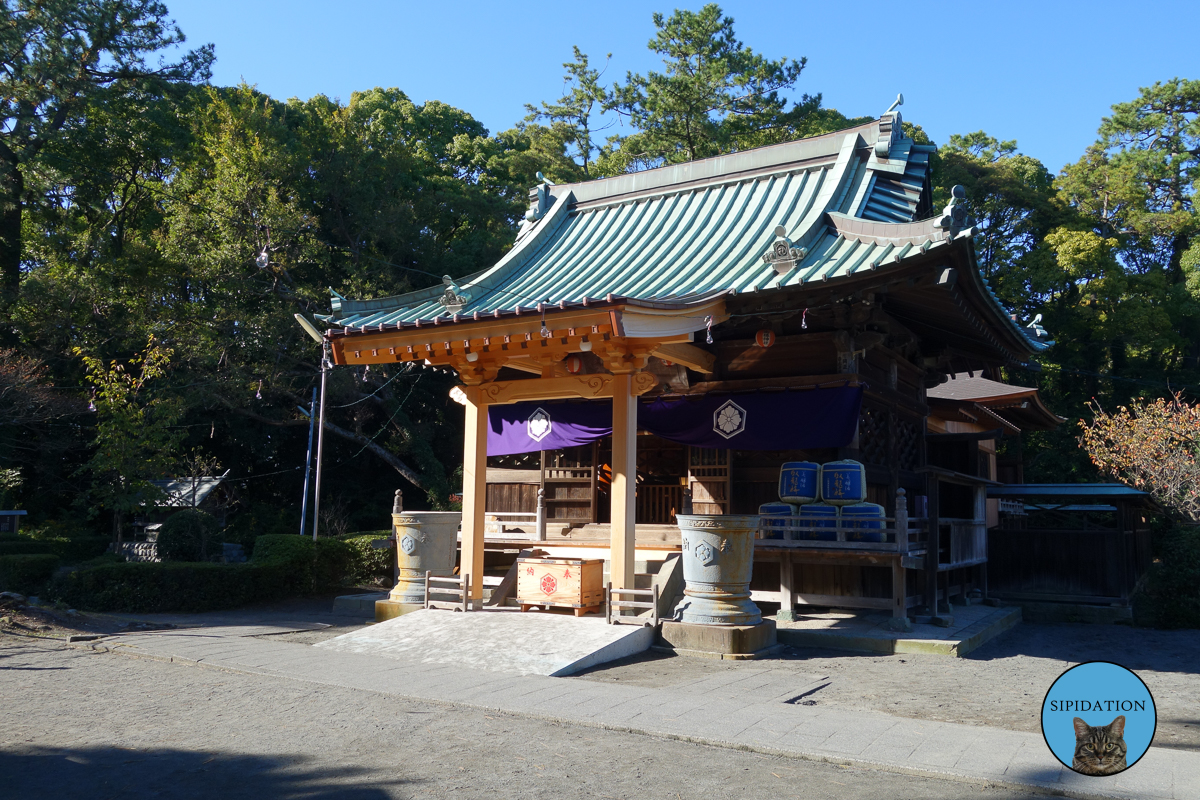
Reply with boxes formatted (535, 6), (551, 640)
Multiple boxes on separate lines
(322, 103), (1052, 617)
(986, 484), (1155, 606)
(517, 557), (604, 615)
(424, 571), (471, 612)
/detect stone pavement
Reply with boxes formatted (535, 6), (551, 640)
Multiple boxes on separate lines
(78, 623), (1198, 800)
(777, 605), (1023, 656)
(315, 607), (655, 676)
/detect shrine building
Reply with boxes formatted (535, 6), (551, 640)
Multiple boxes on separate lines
(319, 102), (1054, 619)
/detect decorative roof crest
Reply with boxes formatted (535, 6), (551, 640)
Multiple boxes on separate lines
(933, 185), (974, 236)
(438, 275), (471, 314)
(761, 225), (807, 274)
(875, 93), (904, 158)
(516, 171), (555, 241)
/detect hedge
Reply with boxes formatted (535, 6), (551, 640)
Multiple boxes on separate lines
(0, 554), (60, 595)
(48, 560), (297, 613)
(0, 537), (109, 563)
(158, 510), (220, 562)
(48, 534), (358, 613)
(1134, 525), (1200, 629)
(337, 532), (393, 585)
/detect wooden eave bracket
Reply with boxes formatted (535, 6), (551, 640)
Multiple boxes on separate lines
(650, 341), (716, 375)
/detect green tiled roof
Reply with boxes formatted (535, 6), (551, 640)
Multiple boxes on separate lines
(328, 114), (1046, 355)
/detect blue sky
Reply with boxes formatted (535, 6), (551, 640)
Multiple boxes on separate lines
(164, 0), (1197, 175)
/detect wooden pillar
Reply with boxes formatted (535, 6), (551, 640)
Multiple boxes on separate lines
(610, 371), (637, 590)
(893, 488), (908, 619)
(460, 386), (488, 606)
(779, 553), (795, 619)
(924, 477), (940, 615)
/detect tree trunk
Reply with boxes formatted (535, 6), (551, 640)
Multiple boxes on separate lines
(0, 158), (22, 302)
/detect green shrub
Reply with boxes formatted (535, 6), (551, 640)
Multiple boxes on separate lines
(45, 531), (357, 614)
(1135, 525), (1200, 629)
(158, 510), (221, 562)
(48, 536), (112, 563)
(338, 532), (393, 586)
(313, 538), (353, 589)
(0, 540), (55, 556)
(223, 503), (301, 549)
(0, 537), (110, 562)
(251, 534), (353, 590)
(251, 533), (313, 564)
(0, 553), (59, 594)
(47, 560), (296, 613)
(25, 519), (101, 541)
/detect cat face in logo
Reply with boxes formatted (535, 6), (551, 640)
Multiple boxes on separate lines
(1072, 715), (1127, 776)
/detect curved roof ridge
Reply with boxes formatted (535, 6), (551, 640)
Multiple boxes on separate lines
(560, 120), (880, 206)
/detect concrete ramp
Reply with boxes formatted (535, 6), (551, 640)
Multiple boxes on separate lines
(315, 608), (654, 677)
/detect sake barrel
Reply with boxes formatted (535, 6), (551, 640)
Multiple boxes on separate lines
(758, 502), (797, 540)
(820, 459), (867, 506)
(796, 502), (837, 541)
(778, 461), (820, 504)
(840, 502), (886, 543)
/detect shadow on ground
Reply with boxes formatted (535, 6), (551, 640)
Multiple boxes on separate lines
(3, 746), (408, 800)
(964, 622), (1200, 674)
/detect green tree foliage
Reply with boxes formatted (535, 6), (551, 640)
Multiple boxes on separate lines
(936, 132), (1062, 313)
(0, 0), (213, 299)
(1059, 78), (1199, 279)
(74, 337), (182, 539)
(524, 47), (611, 180)
(934, 81), (1200, 482)
(14, 79), (533, 530)
(157, 508), (220, 562)
(608, 4), (818, 167)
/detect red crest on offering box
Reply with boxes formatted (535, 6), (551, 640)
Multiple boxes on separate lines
(565, 355), (583, 374)
(755, 329), (775, 348)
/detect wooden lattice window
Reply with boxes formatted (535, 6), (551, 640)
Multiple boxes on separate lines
(897, 418), (921, 471)
(859, 406), (890, 466)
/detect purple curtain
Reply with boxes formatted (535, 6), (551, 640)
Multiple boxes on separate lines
(487, 401), (614, 456)
(638, 387), (862, 450)
(485, 386), (862, 455)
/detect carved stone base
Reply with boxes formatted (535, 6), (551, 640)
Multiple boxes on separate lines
(375, 599), (424, 622)
(655, 619), (778, 659)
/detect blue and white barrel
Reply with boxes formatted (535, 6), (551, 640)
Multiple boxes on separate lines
(820, 459), (867, 506)
(778, 461), (820, 504)
(840, 502), (886, 543)
(758, 502), (797, 539)
(796, 502), (838, 541)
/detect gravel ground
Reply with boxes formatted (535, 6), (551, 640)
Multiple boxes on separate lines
(1, 640), (1048, 800)
(576, 622), (1200, 752)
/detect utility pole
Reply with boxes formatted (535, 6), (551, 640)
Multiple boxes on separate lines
(299, 387), (317, 536)
(312, 340), (331, 541)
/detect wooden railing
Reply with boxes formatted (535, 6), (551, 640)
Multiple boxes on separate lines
(755, 489), (926, 554)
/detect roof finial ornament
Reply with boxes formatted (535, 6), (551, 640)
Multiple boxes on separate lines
(875, 93), (904, 158)
(761, 224), (807, 275)
(516, 173), (556, 241)
(934, 185), (974, 237)
(439, 275), (470, 314)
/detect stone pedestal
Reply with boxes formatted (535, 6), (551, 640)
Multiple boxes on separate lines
(655, 619), (779, 660)
(675, 514), (762, 626)
(375, 599), (423, 622)
(386, 510), (461, 613)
